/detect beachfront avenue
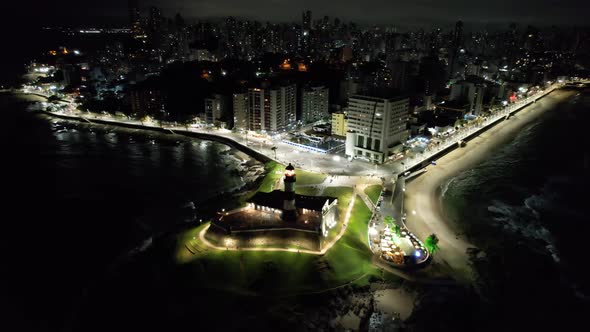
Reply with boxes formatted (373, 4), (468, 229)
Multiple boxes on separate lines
(23, 81), (563, 178)
(22, 80), (572, 274)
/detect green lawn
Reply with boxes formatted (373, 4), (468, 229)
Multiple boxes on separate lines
(257, 161), (284, 193)
(295, 186), (321, 196)
(365, 184), (383, 205)
(253, 161), (326, 194)
(323, 187), (353, 218)
(175, 186), (394, 294)
(295, 169), (327, 186)
(322, 197), (381, 286)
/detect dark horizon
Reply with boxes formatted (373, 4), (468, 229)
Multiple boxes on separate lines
(5, 0), (590, 29)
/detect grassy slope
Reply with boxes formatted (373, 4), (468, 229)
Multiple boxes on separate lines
(364, 184), (382, 205)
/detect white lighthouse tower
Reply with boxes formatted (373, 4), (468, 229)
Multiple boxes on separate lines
(283, 163), (297, 220)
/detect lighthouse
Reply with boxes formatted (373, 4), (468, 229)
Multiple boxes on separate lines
(283, 163), (297, 220)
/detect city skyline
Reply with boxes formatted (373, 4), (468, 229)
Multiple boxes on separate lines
(7, 0), (590, 27)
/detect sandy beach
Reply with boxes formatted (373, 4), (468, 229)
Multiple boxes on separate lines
(404, 89), (575, 283)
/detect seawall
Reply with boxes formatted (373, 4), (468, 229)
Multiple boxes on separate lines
(35, 108), (272, 164)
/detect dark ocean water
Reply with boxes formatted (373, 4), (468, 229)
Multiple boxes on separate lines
(0, 94), (249, 331)
(441, 88), (590, 329)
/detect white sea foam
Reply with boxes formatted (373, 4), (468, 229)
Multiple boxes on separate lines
(488, 198), (560, 263)
(440, 176), (457, 198)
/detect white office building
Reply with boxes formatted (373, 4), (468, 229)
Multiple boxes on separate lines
(345, 94), (409, 163)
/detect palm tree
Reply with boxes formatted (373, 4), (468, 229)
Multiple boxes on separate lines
(271, 146), (277, 159)
(424, 233), (440, 255)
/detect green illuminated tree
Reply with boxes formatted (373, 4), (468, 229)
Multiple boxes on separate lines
(393, 224), (401, 237)
(425, 233), (440, 255)
(384, 216), (395, 228)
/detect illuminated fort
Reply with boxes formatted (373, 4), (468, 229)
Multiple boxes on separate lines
(207, 163), (338, 251)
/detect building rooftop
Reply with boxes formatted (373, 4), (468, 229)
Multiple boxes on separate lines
(247, 190), (336, 212)
(437, 99), (469, 110)
(350, 92), (408, 103)
(213, 208), (322, 233)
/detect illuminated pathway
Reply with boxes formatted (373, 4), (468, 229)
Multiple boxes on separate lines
(196, 192), (357, 255)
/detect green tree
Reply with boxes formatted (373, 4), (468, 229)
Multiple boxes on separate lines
(384, 216), (395, 228)
(424, 233), (440, 255)
(393, 224), (401, 237)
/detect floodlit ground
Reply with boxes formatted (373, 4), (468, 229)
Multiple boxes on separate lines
(176, 185), (394, 295)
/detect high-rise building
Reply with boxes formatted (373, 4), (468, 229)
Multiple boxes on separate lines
(247, 83), (297, 133)
(61, 64), (81, 87)
(130, 83), (166, 118)
(232, 92), (248, 131)
(388, 61), (409, 92)
(453, 20), (464, 48)
(128, 0), (142, 38)
(301, 10), (312, 53)
(301, 86), (329, 123)
(450, 80), (485, 115)
(204, 94), (229, 127)
(148, 6), (163, 50)
(331, 112), (347, 136)
(345, 94), (409, 163)
(449, 20), (464, 78)
(302, 10), (312, 31)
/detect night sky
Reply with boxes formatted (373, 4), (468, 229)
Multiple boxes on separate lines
(6, 0), (590, 26)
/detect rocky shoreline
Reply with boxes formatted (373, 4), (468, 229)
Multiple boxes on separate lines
(193, 154), (267, 220)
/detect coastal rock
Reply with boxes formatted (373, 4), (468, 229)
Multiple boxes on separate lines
(466, 247), (481, 259)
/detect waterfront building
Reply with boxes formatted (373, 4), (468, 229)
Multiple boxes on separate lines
(204, 94), (230, 128)
(247, 82), (297, 133)
(450, 79), (485, 115)
(129, 81), (166, 118)
(345, 93), (409, 163)
(232, 92), (248, 131)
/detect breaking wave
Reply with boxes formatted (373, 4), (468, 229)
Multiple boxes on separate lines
(487, 198), (559, 262)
